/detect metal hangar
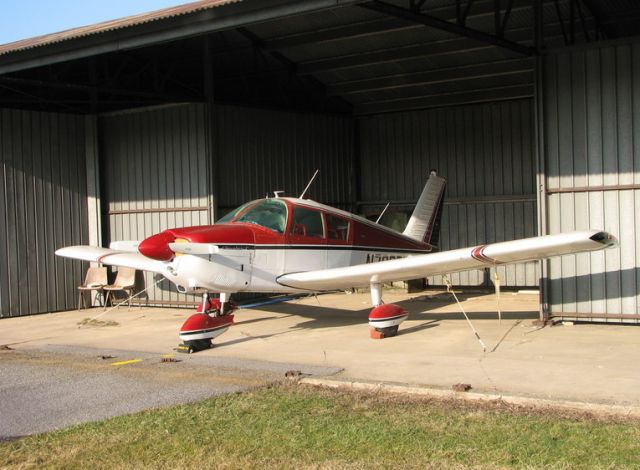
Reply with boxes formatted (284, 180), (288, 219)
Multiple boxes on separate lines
(0, 0), (638, 322)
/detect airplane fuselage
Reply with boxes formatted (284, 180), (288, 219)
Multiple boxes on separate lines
(138, 197), (433, 294)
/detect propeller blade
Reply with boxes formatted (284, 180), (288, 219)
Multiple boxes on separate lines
(109, 240), (141, 252)
(168, 243), (219, 255)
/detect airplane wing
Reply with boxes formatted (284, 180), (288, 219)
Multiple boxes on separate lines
(277, 230), (617, 291)
(55, 246), (168, 274)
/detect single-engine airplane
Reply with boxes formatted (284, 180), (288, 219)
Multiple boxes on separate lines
(57, 173), (617, 350)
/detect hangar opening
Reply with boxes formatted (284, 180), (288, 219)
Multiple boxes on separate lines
(0, 0), (638, 322)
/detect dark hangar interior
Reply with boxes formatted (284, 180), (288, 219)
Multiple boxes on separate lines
(0, 0), (639, 321)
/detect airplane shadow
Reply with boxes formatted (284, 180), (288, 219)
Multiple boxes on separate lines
(398, 320), (439, 336)
(234, 294), (536, 339)
(215, 334), (275, 347)
(233, 315), (288, 326)
(248, 297), (536, 322)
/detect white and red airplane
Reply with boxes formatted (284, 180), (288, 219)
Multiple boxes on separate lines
(57, 173), (617, 350)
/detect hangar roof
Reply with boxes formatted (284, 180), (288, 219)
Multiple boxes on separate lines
(0, 0), (638, 115)
(0, 0), (239, 56)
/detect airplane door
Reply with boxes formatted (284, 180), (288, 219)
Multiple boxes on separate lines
(285, 207), (327, 273)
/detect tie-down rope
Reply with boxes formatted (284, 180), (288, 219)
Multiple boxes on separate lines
(443, 275), (487, 352)
(87, 277), (164, 321)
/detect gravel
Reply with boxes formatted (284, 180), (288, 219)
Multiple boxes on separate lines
(0, 345), (341, 440)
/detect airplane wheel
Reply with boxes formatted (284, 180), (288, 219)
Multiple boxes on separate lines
(184, 339), (213, 353)
(378, 325), (399, 337)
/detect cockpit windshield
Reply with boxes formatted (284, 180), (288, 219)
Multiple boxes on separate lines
(217, 199), (287, 234)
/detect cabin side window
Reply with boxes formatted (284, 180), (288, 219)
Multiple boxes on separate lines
(290, 207), (324, 238)
(326, 214), (349, 241)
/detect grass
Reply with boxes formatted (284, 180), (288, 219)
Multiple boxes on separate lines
(1, 384), (639, 469)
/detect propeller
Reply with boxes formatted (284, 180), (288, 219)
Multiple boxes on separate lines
(138, 231), (219, 261)
(109, 240), (140, 252)
(169, 242), (219, 255)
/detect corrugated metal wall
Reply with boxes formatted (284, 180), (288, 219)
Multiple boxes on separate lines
(215, 105), (354, 212)
(542, 39), (640, 320)
(100, 104), (211, 305)
(0, 109), (88, 317)
(358, 100), (539, 286)
(100, 103), (354, 305)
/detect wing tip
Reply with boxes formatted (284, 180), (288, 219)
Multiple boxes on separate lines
(589, 231), (618, 249)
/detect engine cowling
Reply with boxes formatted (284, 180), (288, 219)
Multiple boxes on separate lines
(138, 231), (176, 261)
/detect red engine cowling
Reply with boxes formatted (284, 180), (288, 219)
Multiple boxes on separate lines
(368, 304), (408, 337)
(179, 313), (234, 342)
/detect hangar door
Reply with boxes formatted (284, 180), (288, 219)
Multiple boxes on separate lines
(100, 103), (211, 306)
(359, 99), (538, 287)
(0, 109), (89, 316)
(542, 39), (640, 321)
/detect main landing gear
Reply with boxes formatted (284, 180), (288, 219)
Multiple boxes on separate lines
(367, 282), (408, 339)
(177, 292), (237, 353)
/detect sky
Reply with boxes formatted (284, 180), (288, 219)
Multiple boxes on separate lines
(0, 0), (185, 45)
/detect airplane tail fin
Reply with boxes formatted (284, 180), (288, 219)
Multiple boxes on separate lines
(403, 172), (446, 246)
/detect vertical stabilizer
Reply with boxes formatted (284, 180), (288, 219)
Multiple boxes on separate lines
(402, 173), (446, 246)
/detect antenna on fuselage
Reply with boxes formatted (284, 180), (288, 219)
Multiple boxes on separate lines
(299, 169), (319, 199)
(375, 202), (390, 224)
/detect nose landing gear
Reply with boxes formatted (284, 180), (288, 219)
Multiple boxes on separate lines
(177, 292), (236, 353)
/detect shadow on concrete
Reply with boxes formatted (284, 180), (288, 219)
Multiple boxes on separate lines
(237, 295), (536, 340)
(215, 334), (280, 348)
(253, 301), (371, 328)
(412, 311), (536, 321)
(233, 315), (289, 326)
(398, 320), (440, 336)
(252, 297), (537, 324)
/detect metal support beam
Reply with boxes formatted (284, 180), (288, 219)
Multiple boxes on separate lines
(579, 0), (610, 39)
(355, 70), (533, 103)
(553, 0), (569, 45)
(360, 0), (534, 56)
(327, 57), (533, 96)
(569, 0), (576, 44)
(576, 0), (590, 42)
(236, 26), (352, 112)
(263, 0), (530, 51)
(534, 0), (544, 53)
(298, 23), (565, 75)
(499, 0), (515, 37)
(459, 0), (477, 25)
(0, 76), (193, 102)
(409, 0), (426, 12)
(354, 83), (533, 115)
(84, 115), (102, 254)
(202, 35), (217, 223)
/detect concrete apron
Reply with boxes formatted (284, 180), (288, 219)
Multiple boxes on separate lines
(2, 290), (639, 411)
